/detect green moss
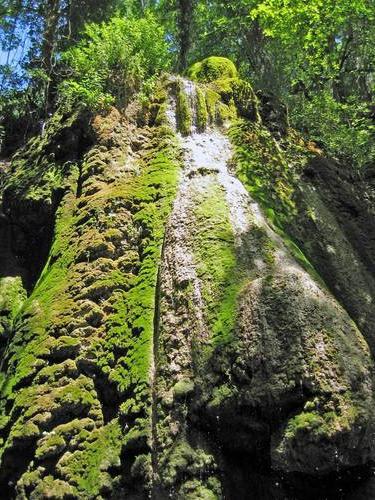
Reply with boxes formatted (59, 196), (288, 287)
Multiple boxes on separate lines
(0, 277), (26, 341)
(0, 277), (26, 320)
(0, 190), (79, 400)
(176, 80), (192, 135)
(56, 420), (122, 496)
(207, 384), (234, 411)
(191, 182), (244, 345)
(205, 88), (221, 125)
(5, 110), (84, 207)
(231, 79), (260, 121)
(187, 57), (238, 83)
(162, 441), (196, 487)
(0, 101), (182, 495)
(155, 101), (168, 126)
(229, 120), (299, 222)
(131, 453), (152, 490)
(285, 412), (322, 439)
(216, 100), (237, 126)
(283, 395), (360, 447)
(280, 232), (325, 285)
(96, 126), (181, 398)
(228, 120), (328, 285)
(196, 87), (208, 132)
(181, 480), (221, 500)
(150, 82), (169, 127)
(194, 80), (242, 129)
(173, 379), (195, 400)
(35, 433), (66, 460)
(161, 440), (217, 490)
(26, 476), (77, 499)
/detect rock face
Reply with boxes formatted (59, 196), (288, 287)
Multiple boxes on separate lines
(0, 58), (374, 499)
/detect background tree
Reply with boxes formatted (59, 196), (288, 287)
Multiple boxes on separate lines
(59, 12), (170, 109)
(0, 0), (119, 152)
(0, 0), (373, 167)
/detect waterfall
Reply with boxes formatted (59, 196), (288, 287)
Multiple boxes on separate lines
(151, 77), (362, 497)
(166, 78), (312, 284)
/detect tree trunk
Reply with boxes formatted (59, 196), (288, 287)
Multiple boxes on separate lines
(177, 0), (194, 72)
(40, 0), (61, 115)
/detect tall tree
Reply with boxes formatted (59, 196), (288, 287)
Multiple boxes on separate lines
(39, 0), (61, 114)
(177, 0), (195, 71)
(0, 0), (118, 109)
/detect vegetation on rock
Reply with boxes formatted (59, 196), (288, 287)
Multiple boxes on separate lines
(0, 1), (374, 497)
(187, 57), (238, 83)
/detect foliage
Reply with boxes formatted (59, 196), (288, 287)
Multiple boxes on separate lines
(0, 0), (121, 154)
(0, 0), (374, 168)
(176, 79), (192, 135)
(177, 0), (374, 169)
(251, 0), (374, 93)
(291, 91), (375, 169)
(192, 182), (243, 345)
(240, 0), (374, 168)
(59, 13), (171, 109)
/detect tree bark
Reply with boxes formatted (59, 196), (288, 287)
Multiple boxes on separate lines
(177, 0), (194, 72)
(40, 0), (61, 115)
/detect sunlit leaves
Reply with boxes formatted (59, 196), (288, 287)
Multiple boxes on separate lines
(251, 0), (373, 86)
(59, 13), (171, 109)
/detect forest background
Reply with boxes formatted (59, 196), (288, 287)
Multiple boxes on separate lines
(0, 0), (374, 170)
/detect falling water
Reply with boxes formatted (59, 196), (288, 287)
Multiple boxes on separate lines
(151, 77), (375, 500)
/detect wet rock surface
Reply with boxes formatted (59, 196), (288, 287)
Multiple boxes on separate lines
(152, 77), (375, 498)
(0, 65), (374, 499)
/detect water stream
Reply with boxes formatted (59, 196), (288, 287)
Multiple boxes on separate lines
(151, 78), (370, 499)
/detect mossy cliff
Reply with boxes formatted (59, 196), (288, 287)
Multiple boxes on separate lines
(0, 57), (375, 499)
(0, 102), (181, 497)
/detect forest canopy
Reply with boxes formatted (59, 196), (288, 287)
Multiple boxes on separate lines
(0, 0), (374, 167)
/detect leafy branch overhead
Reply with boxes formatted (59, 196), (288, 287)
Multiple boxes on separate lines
(0, 0), (374, 164)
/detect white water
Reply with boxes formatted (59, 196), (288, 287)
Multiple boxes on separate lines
(166, 78), (320, 290)
(171, 79), (255, 248)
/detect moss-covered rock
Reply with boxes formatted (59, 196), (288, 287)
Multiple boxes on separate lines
(186, 58), (259, 127)
(176, 79), (193, 135)
(1, 69), (375, 500)
(229, 110), (375, 359)
(188, 57), (238, 83)
(152, 73), (375, 497)
(0, 88), (182, 497)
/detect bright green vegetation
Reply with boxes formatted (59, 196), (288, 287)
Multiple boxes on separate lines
(229, 120), (302, 223)
(190, 1), (374, 169)
(228, 119), (326, 284)
(1, 0), (373, 172)
(176, 80), (193, 135)
(186, 59), (258, 127)
(159, 439), (220, 497)
(0, 277), (26, 331)
(291, 91), (375, 169)
(0, 0), (373, 491)
(196, 87), (208, 131)
(6, 110), (83, 205)
(180, 58), (259, 131)
(173, 379), (195, 400)
(60, 13), (171, 109)
(187, 56), (238, 83)
(191, 182), (243, 345)
(0, 90), (182, 495)
(95, 125), (181, 402)
(55, 420), (123, 495)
